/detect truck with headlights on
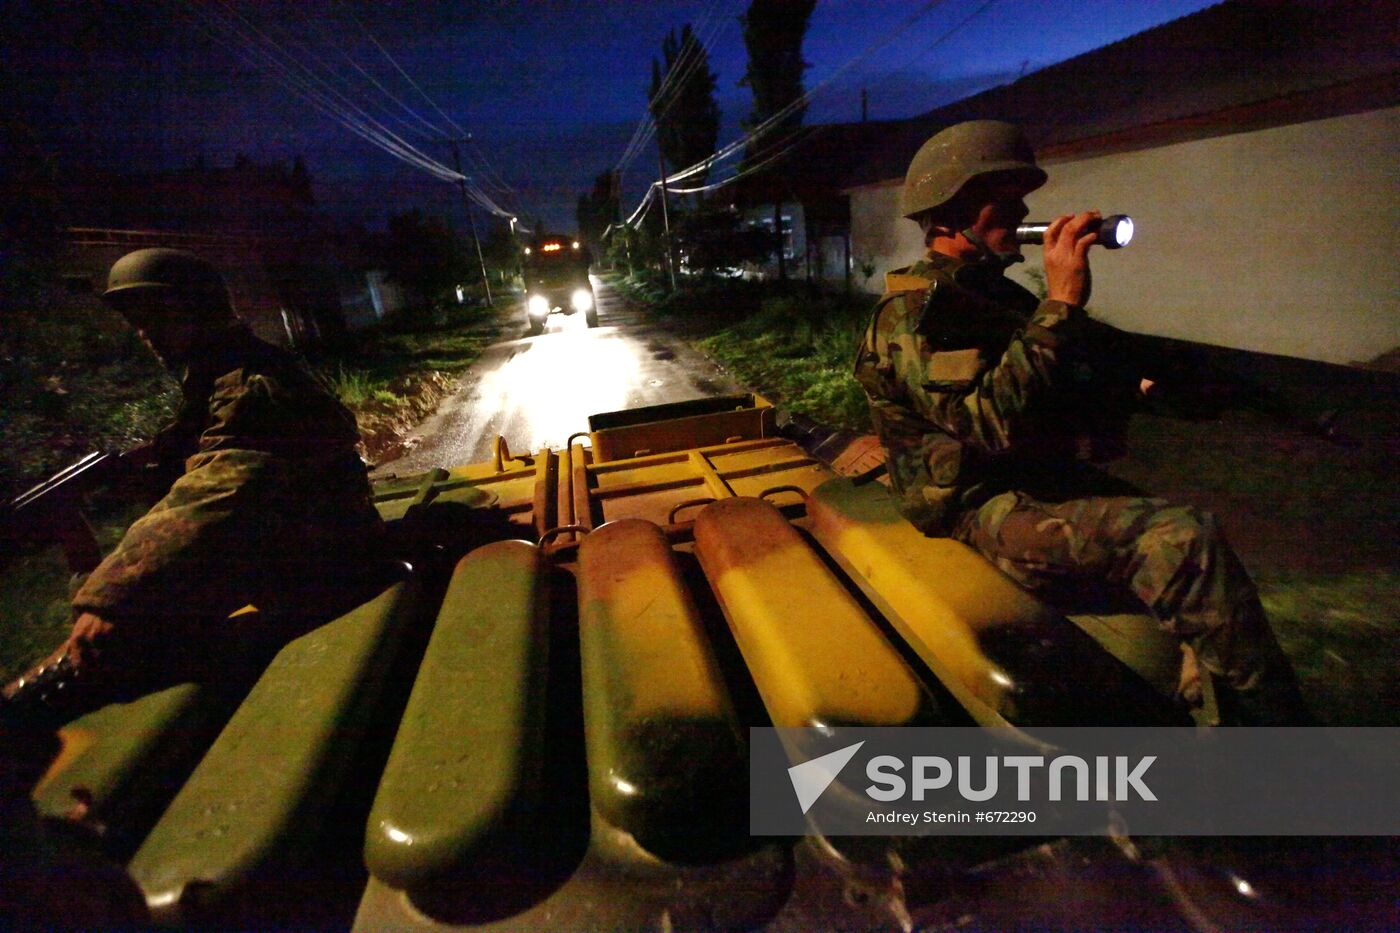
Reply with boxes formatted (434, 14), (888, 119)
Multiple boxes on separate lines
(521, 235), (595, 334)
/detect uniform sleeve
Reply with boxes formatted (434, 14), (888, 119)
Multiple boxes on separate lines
(71, 448), (281, 621)
(874, 288), (1084, 455)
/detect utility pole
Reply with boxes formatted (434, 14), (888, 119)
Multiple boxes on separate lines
(448, 140), (493, 307)
(656, 144), (677, 291)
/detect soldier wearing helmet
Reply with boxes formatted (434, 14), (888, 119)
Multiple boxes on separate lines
(2, 249), (384, 728)
(854, 121), (1309, 725)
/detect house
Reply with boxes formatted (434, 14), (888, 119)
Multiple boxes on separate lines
(51, 158), (385, 346)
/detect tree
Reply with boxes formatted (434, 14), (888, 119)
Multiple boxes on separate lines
(649, 24), (720, 190)
(675, 205), (774, 276)
(383, 210), (472, 322)
(738, 0), (816, 281)
(576, 169), (620, 256)
(738, 0), (816, 161)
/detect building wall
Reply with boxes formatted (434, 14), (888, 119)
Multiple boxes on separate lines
(847, 105), (1400, 366)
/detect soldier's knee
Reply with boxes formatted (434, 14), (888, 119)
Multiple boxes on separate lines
(1139, 502), (1215, 555)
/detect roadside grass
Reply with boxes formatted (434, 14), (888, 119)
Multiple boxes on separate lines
(0, 300), (502, 681)
(614, 270), (1400, 725)
(317, 303), (503, 411)
(612, 272), (876, 431)
(1259, 569), (1400, 726)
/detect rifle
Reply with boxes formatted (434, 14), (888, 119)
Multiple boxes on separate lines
(2, 446), (156, 574)
(936, 284), (1360, 449)
(1080, 323), (1361, 448)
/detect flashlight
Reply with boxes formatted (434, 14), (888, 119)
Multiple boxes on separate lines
(1016, 214), (1134, 249)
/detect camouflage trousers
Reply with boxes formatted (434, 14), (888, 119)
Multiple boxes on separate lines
(952, 491), (1291, 694)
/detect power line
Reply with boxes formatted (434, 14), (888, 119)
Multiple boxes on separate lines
(187, 2), (464, 183)
(306, 8), (450, 141)
(668, 0), (956, 186)
(343, 6), (469, 139)
(663, 126), (814, 195)
(619, 0), (1002, 226)
(661, 0), (1006, 199)
(615, 0), (733, 176)
(181, 2), (522, 222)
(344, 5), (520, 204)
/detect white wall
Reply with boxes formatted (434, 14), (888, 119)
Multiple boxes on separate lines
(849, 106), (1400, 365)
(848, 182), (920, 291)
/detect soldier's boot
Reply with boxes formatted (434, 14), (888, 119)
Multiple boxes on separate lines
(1213, 636), (1315, 727)
(1196, 595), (1315, 727)
(1216, 674), (1315, 726)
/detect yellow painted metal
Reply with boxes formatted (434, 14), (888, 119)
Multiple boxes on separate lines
(805, 477), (1047, 725)
(687, 449), (735, 500)
(808, 478), (1187, 728)
(579, 438), (833, 530)
(372, 469), (503, 523)
(692, 498), (937, 728)
(576, 519), (746, 858)
(589, 438), (789, 490)
(128, 576), (420, 923)
(571, 439), (593, 532)
(532, 447), (558, 540)
(587, 394), (777, 462)
(32, 684), (219, 836)
(558, 440), (576, 527)
(365, 541), (548, 892)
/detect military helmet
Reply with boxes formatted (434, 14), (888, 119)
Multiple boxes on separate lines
(103, 248), (232, 315)
(899, 120), (1047, 219)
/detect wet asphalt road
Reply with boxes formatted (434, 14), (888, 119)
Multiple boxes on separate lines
(372, 276), (743, 477)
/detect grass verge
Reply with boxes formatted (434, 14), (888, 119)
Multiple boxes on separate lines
(611, 271), (876, 431)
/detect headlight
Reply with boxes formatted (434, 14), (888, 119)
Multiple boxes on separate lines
(528, 295), (549, 317)
(571, 289), (594, 312)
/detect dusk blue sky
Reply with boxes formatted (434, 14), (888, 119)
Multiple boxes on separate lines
(8, 0), (1220, 232)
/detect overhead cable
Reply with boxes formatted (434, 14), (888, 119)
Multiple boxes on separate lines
(345, 5), (520, 202)
(188, 2), (519, 219)
(190, 2), (464, 183)
(619, 0), (987, 225)
(615, 0), (732, 175)
(665, 0), (957, 187)
(661, 0), (1004, 199)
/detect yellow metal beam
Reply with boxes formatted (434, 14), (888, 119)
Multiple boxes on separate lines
(365, 542), (548, 893)
(693, 498), (938, 728)
(577, 519), (747, 859)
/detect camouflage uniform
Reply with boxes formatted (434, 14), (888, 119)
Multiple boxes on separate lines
(853, 253), (1293, 703)
(71, 325), (382, 679)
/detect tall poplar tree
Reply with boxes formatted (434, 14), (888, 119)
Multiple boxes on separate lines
(649, 23), (720, 191)
(738, 0), (816, 161)
(738, 0), (816, 280)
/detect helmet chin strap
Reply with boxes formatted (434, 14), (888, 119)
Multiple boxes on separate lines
(960, 227), (1023, 271)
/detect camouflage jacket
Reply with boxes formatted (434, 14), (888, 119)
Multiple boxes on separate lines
(853, 254), (1095, 534)
(73, 326), (380, 620)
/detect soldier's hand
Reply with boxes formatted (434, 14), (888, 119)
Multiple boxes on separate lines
(66, 612), (116, 663)
(1043, 211), (1100, 307)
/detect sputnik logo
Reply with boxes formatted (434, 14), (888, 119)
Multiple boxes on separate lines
(787, 741), (865, 814)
